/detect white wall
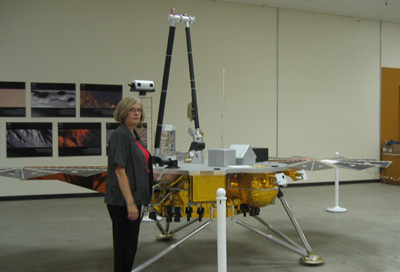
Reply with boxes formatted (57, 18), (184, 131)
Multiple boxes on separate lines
(381, 22), (400, 68)
(0, 0), (399, 196)
(278, 9), (381, 182)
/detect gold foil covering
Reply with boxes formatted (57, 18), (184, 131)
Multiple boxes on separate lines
(227, 173), (279, 207)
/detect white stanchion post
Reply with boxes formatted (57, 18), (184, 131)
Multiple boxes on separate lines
(326, 152), (347, 213)
(216, 188), (227, 272)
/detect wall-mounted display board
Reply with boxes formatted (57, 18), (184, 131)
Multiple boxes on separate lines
(6, 122), (53, 157)
(58, 122), (101, 156)
(136, 122), (148, 148)
(80, 83), (122, 117)
(106, 122), (119, 155)
(31, 82), (76, 117)
(106, 122), (149, 154)
(0, 81), (26, 117)
(138, 96), (152, 153)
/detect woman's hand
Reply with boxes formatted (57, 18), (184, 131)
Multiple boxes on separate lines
(127, 203), (140, 221)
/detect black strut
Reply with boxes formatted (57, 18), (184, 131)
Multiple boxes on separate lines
(185, 26), (200, 130)
(154, 25), (176, 152)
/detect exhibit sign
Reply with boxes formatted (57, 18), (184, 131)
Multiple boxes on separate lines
(31, 82), (76, 117)
(0, 81), (26, 117)
(80, 83), (122, 117)
(6, 122), (53, 157)
(58, 122), (101, 156)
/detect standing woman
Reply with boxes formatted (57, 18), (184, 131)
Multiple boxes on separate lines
(105, 97), (153, 272)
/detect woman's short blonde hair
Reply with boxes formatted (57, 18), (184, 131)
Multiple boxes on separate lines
(113, 97), (145, 123)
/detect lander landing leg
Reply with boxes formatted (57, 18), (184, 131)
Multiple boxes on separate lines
(153, 216), (202, 240)
(234, 188), (325, 265)
(132, 218), (212, 272)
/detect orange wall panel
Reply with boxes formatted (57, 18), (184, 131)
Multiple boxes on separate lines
(381, 67), (400, 183)
(381, 67), (400, 145)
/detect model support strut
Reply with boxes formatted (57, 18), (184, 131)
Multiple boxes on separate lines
(131, 218), (212, 272)
(154, 23), (176, 156)
(235, 188), (325, 265)
(185, 24), (201, 138)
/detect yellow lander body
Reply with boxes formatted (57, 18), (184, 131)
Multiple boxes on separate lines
(151, 163), (304, 219)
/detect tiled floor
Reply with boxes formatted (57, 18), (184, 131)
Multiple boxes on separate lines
(1, 182), (400, 272)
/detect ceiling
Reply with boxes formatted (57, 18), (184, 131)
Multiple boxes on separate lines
(202, 0), (400, 24)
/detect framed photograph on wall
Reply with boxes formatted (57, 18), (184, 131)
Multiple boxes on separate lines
(80, 83), (122, 117)
(136, 122), (148, 148)
(31, 82), (76, 117)
(0, 81), (26, 117)
(106, 122), (120, 155)
(106, 122), (148, 154)
(58, 122), (101, 156)
(6, 122), (52, 157)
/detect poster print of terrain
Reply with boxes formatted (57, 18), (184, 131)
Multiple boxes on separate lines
(106, 122), (148, 147)
(0, 81), (26, 117)
(6, 122), (53, 157)
(105, 122), (120, 155)
(106, 122), (148, 155)
(31, 82), (76, 117)
(80, 83), (122, 117)
(136, 122), (148, 148)
(58, 122), (101, 156)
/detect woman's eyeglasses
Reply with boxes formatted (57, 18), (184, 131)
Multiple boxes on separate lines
(129, 108), (142, 113)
